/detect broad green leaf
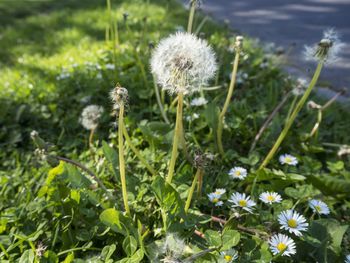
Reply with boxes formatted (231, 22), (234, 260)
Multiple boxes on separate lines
(309, 173), (350, 196)
(100, 208), (124, 234)
(102, 140), (119, 177)
(204, 230), (221, 247)
(221, 230), (240, 250)
(130, 249), (144, 262)
(102, 244), (116, 261)
(123, 236), (138, 256)
(19, 249), (34, 263)
(204, 102), (220, 134)
(62, 253), (74, 263)
(65, 163), (92, 189)
(47, 161), (65, 184)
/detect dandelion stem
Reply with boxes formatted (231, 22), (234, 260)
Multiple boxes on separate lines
(187, 0), (197, 33)
(152, 74), (169, 124)
(88, 124), (98, 161)
(122, 123), (157, 176)
(217, 50), (240, 155)
(197, 168), (203, 200)
(166, 92), (183, 183)
(259, 61), (323, 170)
(309, 109), (322, 138)
(184, 168), (202, 214)
(286, 94), (298, 123)
(118, 102), (131, 216)
(179, 120), (192, 163)
(249, 94), (290, 154)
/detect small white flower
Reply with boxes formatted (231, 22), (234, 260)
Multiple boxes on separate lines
(228, 192), (256, 214)
(79, 105), (104, 130)
(304, 28), (345, 64)
(105, 63), (115, 70)
(279, 154), (298, 166)
(278, 210), (308, 236)
(309, 200), (330, 215)
(96, 73), (102, 79)
(259, 191), (282, 205)
(229, 167), (247, 180)
(185, 113), (199, 121)
(292, 77), (308, 96)
(220, 249), (238, 262)
(151, 32), (217, 95)
(269, 233), (296, 257)
(345, 254), (350, 263)
(207, 193), (223, 207)
(214, 188), (226, 196)
(190, 97), (208, 106)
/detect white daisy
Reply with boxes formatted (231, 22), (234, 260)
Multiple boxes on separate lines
(214, 188), (226, 196)
(228, 167), (247, 180)
(185, 113), (199, 121)
(269, 233), (296, 257)
(207, 193), (223, 207)
(279, 154), (298, 166)
(150, 32), (217, 95)
(309, 200), (330, 215)
(79, 105), (104, 130)
(259, 191), (282, 205)
(277, 210), (308, 236)
(228, 192), (256, 214)
(220, 249), (238, 262)
(345, 254), (350, 263)
(190, 97), (208, 106)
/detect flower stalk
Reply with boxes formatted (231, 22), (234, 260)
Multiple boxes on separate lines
(118, 101), (131, 216)
(187, 0), (197, 33)
(259, 61), (323, 170)
(166, 92), (184, 183)
(217, 36), (243, 155)
(184, 168), (202, 214)
(88, 124), (98, 161)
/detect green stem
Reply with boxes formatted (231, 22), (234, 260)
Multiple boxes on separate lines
(118, 102), (131, 216)
(166, 92), (184, 183)
(286, 94), (298, 123)
(197, 168), (203, 200)
(122, 123), (157, 176)
(185, 168), (202, 214)
(179, 119), (192, 163)
(88, 124), (97, 162)
(152, 73), (169, 124)
(217, 51), (240, 155)
(187, 0), (197, 33)
(259, 61), (323, 170)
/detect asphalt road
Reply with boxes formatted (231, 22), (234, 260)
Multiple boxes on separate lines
(179, 0), (350, 98)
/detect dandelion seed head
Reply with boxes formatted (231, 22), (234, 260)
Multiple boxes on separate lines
(303, 28), (345, 64)
(80, 105), (104, 130)
(151, 32), (217, 95)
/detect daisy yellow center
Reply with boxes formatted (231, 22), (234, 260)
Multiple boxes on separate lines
(315, 205), (321, 211)
(215, 191), (221, 194)
(285, 157), (291, 162)
(277, 243), (287, 251)
(235, 171), (241, 176)
(224, 255), (232, 261)
(267, 196), (274, 201)
(213, 199), (219, 203)
(287, 219), (297, 228)
(238, 200), (246, 207)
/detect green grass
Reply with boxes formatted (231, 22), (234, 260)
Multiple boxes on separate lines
(1, 0), (350, 262)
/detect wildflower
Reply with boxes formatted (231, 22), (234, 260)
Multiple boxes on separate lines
(207, 193), (223, 207)
(309, 200), (330, 215)
(186, 113), (199, 121)
(229, 167), (247, 180)
(150, 32), (217, 95)
(96, 73), (102, 79)
(228, 192), (256, 214)
(259, 191), (282, 205)
(56, 69), (70, 80)
(158, 233), (188, 263)
(105, 63), (115, 70)
(193, 150), (215, 168)
(110, 84), (129, 117)
(190, 97), (208, 106)
(214, 188), (226, 195)
(269, 234), (296, 257)
(279, 154), (298, 166)
(292, 78), (308, 96)
(304, 28), (345, 64)
(278, 210), (308, 236)
(220, 249), (238, 262)
(79, 105), (104, 130)
(345, 254), (350, 263)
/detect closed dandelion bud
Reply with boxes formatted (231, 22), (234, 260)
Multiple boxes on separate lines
(110, 84), (129, 117)
(30, 130), (48, 150)
(122, 12), (129, 21)
(307, 100), (321, 110)
(235, 35), (244, 49)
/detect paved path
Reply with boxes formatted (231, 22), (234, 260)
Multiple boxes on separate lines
(180, 0), (350, 98)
